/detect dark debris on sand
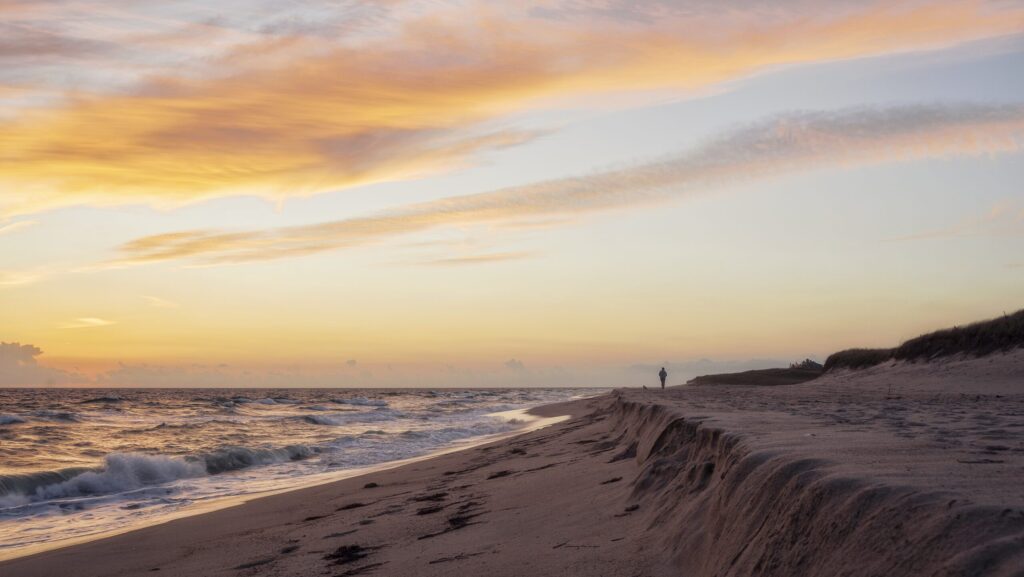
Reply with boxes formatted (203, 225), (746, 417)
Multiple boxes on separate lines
(417, 501), (488, 540)
(323, 544), (382, 566)
(233, 556), (276, 570)
(428, 551), (485, 564)
(324, 529), (358, 539)
(411, 492), (448, 502)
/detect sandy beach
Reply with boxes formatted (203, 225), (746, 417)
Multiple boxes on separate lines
(2, 351), (1022, 577)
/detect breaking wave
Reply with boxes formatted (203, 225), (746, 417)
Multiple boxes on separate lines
(28, 410), (81, 422)
(251, 397), (301, 405)
(79, 396), (125, 404)
(301, 410), (401, 426)
(199, 445), (317, 475)
(0, 445), (318, 505)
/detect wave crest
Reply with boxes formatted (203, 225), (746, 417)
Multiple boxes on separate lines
(0, 414), (26, 425)
(301, 411), (399, 426)
(28, 410), (81, 422)
(0, 444), (318, 505)
(199, 445), (316, 475)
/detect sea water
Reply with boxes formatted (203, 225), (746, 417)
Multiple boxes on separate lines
(0, 387), (600, 557)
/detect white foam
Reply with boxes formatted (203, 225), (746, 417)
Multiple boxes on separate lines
(33, 454), (205, 501)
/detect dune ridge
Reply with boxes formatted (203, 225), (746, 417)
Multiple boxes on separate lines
(826, 309), (1024, 371)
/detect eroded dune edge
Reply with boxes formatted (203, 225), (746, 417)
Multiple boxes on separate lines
(608, 392), (1024, 577)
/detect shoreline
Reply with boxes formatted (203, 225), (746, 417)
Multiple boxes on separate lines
(3, 353), (1022, 576)
(0, 405), (578, 563)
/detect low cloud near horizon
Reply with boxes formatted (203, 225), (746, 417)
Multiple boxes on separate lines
(0, 342), (81, 386)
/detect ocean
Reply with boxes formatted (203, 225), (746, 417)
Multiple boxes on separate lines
(0, 387), (601, 557)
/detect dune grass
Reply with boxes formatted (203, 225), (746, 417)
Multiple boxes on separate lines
(688, 367), (824, 386)
(825, 309), (1024, 371)
(822, 348), (895, 371)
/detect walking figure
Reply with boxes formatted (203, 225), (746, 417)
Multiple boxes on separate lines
(658, 367), (667, 390)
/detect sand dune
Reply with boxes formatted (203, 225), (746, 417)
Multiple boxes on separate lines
(2, 352), (1022, 576)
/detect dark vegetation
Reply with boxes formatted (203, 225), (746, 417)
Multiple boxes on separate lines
(822, 348), (894, 371)
(690, 309), (1024, 384)
(688, 366), (824, 386)
(825, 309), (1024, 370)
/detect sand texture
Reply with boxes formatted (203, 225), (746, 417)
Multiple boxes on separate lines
(2, 351), (1023, 577)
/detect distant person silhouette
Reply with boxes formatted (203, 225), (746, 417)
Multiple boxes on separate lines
(658, 367), (667, 389)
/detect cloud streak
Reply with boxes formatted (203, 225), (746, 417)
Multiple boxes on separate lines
(60, 317), (116, 329)
(888, 200), (1024, 241)
(0, 219), (36, 236)
(0, 269), (43, 287)
(109, 102), (1024, 266)
(143, 295), (179, 308)
(2, 1), (1023, 216)
(418, 251), (536, 266)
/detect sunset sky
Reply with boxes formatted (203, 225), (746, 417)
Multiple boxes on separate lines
(2, 0), (1023, 387)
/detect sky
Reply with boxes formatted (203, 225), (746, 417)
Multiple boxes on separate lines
(1, 0), (1023, 387)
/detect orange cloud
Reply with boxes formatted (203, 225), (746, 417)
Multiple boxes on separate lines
(1, 1), (1022, 216)
(107, 103), (1024, 267)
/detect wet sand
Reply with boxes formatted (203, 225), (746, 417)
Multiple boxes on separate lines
(3, 352), (1023, 577)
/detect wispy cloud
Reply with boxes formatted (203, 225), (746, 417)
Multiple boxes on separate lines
(142, 295), (179, 308)
(0, 219), (37, 236)
(417, 251), (536, 266)
(0, 21), (113, 61)
(107, 103), (1024, 267)
(2, 1), (1022, 216)
(60, 317), (116, 329)
(888, 200), (1024, 241)
(0, 268), (43, 286)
